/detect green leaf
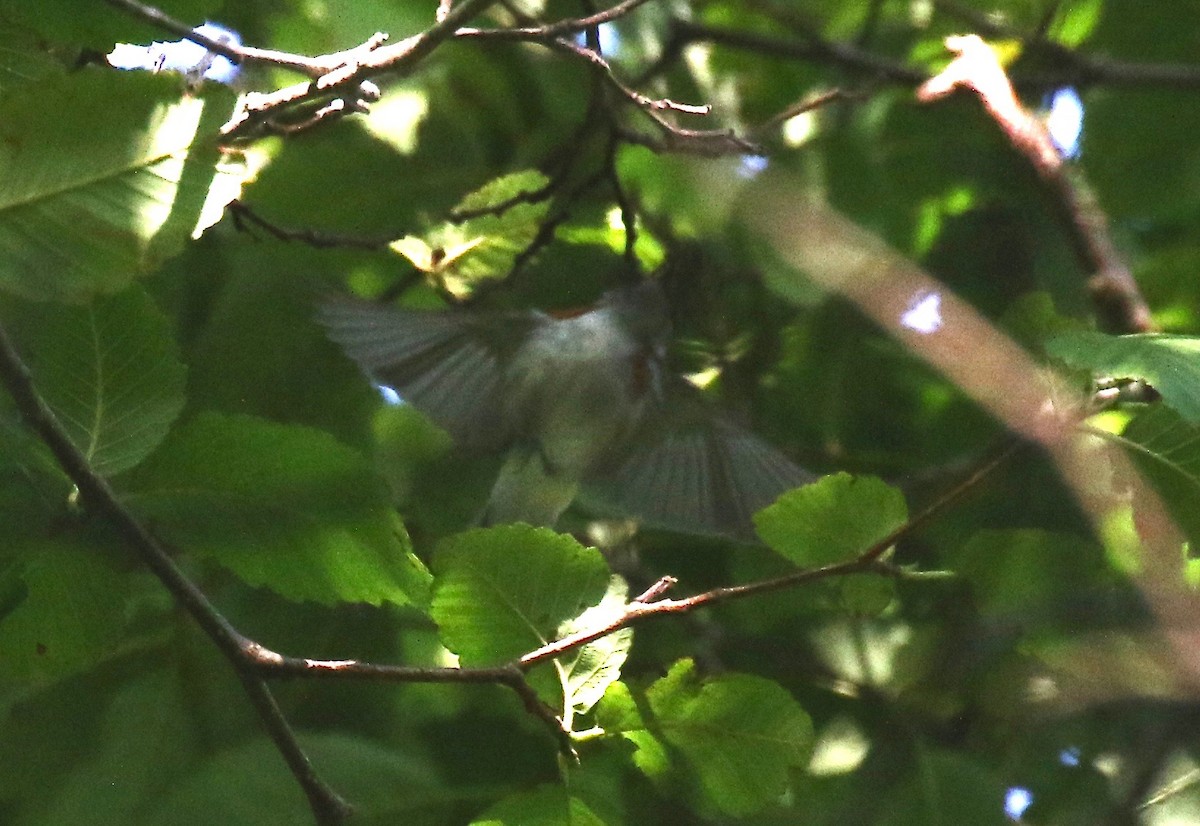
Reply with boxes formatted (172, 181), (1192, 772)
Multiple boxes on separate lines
(1122, 405), (1200, 550)
(948, 529), (1110, 616)
(414, 170), (552, 293)
(5, 667), (197, 825)
(185, 254), (377, 450)
(431, 525), (616, 711)
(454, 169), (550, 214)
(754, 473), (908, 566)
(877, 749), (1010, 826)
(121, 412), (431, 607)
(595, 681), (672, 783)
(646, 659), (814, 817)
(1047, 332), (1200, 422)
(471, 785), (607, 826)
(0, 0), (218, 50)
(556, 577), (632, 715)
(0, 542), (130, 685)
(145, 732), (444, 826)
(2, 287), (186, 477)
(0, 72), (244, 301)
(432, 525), (611, 664)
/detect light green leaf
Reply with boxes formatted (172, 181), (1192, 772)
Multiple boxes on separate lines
(416, 170), (551, 292)
(121, 412), (431, 607)
(431, 525), (611, 665)
(454, 169), (550, 214)
(2, 288), (186, 477)
(556, 576), (632, 715)
(0, 72), (244, 301)
(595, 681), (672, 783)
(431, 525), (614, 710)
(471, 785), (607, 826)
(1047, 331), (1200, 422)
(647, 659), (814, 817)
(754, 472), (908, 566)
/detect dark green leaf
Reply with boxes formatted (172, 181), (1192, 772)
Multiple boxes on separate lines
(145, 732), (444, 825)
(121, 412), (431, 607)
(471, 785), (607, 826)
(0, 0), (218, 50)
(877, 749), (1010, 826)
(2, 288), (186, 476)
(948, 529), (1111, 616)
(0, 542), (130, 685)
(646, 659), (814, 817)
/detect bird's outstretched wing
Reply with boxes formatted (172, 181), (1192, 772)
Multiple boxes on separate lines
(584, 384), (815, 541)
(317, 296), (536, 452)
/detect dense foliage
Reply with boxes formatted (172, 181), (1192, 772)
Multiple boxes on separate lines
(3, 1), (1200, 824)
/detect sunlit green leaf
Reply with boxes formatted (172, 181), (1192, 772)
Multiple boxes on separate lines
(431, 525), (611, 666)
(0, 72), (242, 301)
(754, 473), (908, 566)
(556, 576), (632, 715)
(595, 680), (672, 784)
(420, 170), (552, 292)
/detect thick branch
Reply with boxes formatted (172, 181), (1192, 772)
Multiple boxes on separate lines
(917, 35), (1154, 334)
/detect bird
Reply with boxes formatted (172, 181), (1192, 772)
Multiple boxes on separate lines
(317, 280), (813, 541)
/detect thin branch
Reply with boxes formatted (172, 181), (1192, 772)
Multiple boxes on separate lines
(459, 30), (757, 155)
(102, 0), (372, 77)
(669, 19), (929, 85)
(916, 34), (1154, 334)
(459, 0), (656, 39)
(219, 0), (503, 139)
(0, 321), (351, 825)
(228, 201), (394, 250)
(519, 439), (1023, 670)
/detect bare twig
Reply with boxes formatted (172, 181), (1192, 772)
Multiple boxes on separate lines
(917, 35), (1154, 334)
(219, 0), (502, 138)
(103, 0), (377, 77)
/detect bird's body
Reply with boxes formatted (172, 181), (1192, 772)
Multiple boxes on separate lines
(318, 282), (811, 540)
